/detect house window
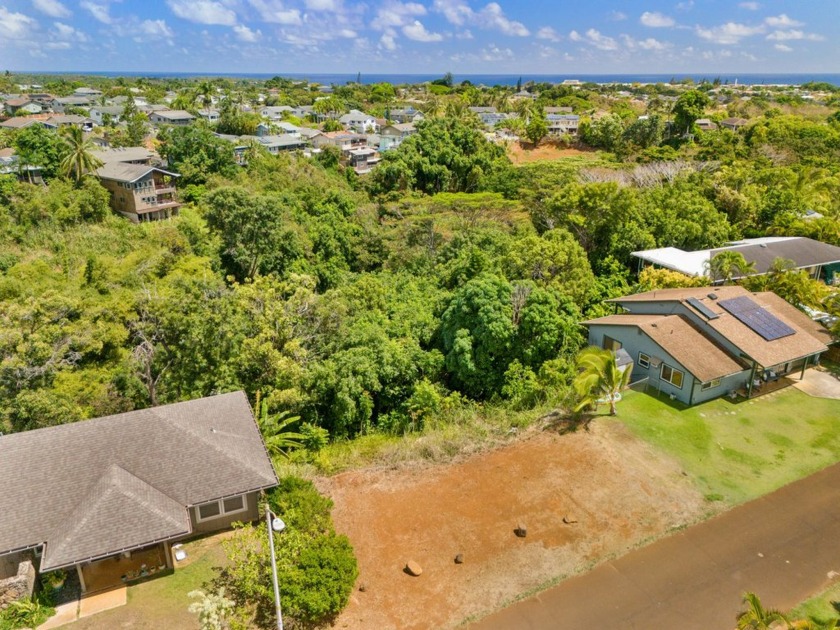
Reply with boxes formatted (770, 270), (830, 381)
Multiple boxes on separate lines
(638, 352), (651, 369)
(701, 378), (721, 391)
(603, 335), (622, 352)
(195, 494), (248, 523)
(660, 364), (684, 388)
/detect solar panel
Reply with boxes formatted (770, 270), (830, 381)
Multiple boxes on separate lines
(686, 297), (720, 320)
(718, 296), (796, 341)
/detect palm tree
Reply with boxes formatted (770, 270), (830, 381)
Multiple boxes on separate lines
(59, 125), (103, 184)
(736, 592), (788, 629)
(706, 251), (757, 284)
(573, 346), (632, 416)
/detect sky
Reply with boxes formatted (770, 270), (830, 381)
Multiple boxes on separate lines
(0, 0), (838, 75)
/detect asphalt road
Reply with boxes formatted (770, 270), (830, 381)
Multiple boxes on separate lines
(471, 461), (840, 629)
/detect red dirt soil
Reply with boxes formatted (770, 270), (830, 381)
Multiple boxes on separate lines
(507, 143), (594, 164)
(321, 420), (707, 630)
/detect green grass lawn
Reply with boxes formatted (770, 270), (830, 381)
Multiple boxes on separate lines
(790, 581), (840, 625)
(607, 387), (840, 505)
(71, 535), (227, 630)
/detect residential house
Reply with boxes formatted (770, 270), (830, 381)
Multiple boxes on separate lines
(148, 110), (196, 126)
(51, 96), (93, 113)
(0, 392), (277, 596)
(379, 123), (416, 151)
(339, 109), (378, 134)
(468, 106), (508, 129)
(96, 162), (181, 222)
(73, 87), (103, 97)
(720, 117), (749, 131)
(348, 146), (381, 174)
(91, 146), (157, 166)
(546, 114), (580, 136)
(197, 109), (220, 123)
(260, 106), (294, 120)
(512, 90), (538, 100)
(311, 131), (367, 154)
(584, 286), (830, 405)
(43, 115), (95, 132)
(0, 117), (44, 131)
(0, 147), (43, 183)
(388, 107), (424, 124)
(88, 106), (124, 126)
(544, 106), (574, 115)
(695, 118), (718, 132)
(255, 134), (309, 154)
(632, 237), (840, 285)
(4, 99), (43, 115)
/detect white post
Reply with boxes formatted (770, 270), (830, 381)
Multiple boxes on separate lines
(266, 506), (283, 630)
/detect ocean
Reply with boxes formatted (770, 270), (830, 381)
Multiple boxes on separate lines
(16, 71), (840, 87)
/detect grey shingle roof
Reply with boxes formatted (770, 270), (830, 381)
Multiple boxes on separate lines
(0, 391), (277, 570)
(96, 162), (178, 183)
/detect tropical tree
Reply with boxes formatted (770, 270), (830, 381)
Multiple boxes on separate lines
(572, 346), (632, 416)
(59, 126), (103, 184)
(706, 251), (757, 284)
(256, 397), (303, 459)
(672, 89), (711, 136)
(525, 109), (549, 146)
(736, 592), (788, 630)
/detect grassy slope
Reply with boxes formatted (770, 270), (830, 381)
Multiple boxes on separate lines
(610, 387), (840, 505)
(790, 581), (840, 625)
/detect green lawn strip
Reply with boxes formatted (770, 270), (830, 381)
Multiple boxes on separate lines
(789, 580), (840, 625)
(72, 538), (226, 630)
(609, 388), (840, 505)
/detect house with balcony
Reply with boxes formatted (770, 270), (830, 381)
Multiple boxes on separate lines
(339, 109), (379, 133)
(379, 123), (416, 151)
(148, 110), (195, 126)
(96, 162), (181, 222)
(546, 113), (580, 136)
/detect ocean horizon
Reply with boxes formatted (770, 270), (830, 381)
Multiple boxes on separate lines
(12, 71), (840, 87)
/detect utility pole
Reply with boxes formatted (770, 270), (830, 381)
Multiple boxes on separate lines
(266, 505), (284, 630)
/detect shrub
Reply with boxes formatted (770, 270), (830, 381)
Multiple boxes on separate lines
(217, 477), (358, 629)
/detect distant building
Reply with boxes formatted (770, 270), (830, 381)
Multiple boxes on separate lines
(546, 114), (579, 136)
(148, 110), (196, 126)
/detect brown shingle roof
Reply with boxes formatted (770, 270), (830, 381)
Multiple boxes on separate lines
(583, 314), (746, 381)
(0, 392), (277, 570)
(611, 286), (829, 367)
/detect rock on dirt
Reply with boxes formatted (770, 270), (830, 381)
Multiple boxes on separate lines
(514, 524), (527, 538)
(405, 561), (423, 577)
(454, 554), (464, 564)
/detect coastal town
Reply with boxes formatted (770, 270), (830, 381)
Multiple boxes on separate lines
(1, 42), (840, 630)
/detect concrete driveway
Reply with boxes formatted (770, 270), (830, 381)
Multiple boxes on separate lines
(794, 368), (840, 400)
(471, 460), (840, 629)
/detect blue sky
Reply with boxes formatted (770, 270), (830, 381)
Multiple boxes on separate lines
(0, 0), (837, 74)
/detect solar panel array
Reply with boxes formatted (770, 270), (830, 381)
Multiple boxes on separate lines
(718, 296), (796, 341)
(686, 297), (720, 320)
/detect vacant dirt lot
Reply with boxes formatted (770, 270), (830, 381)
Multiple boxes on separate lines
(321, 420), (708, 630)
(507, 142), (594, 164)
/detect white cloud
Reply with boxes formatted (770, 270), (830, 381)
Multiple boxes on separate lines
(0, 7), (37, 39)
(766, 29), (824, 42)
(432, 0), (529, 36)
(372, 1), (426, 30)
(695, 22), (764, 44)
(480, 44), (513, 61)
(676, 1), (694, 10)
(138, 18), (174, 40)
(774, 43), (792, 52)
(536, 26), (560, 42)
(233, 23), (261, 41)
(379, 31), (397, 50)
(168, 0), (237, 26)
(80, 0), (111, 24)
(739, 2), (759, 9)
(32, 0), (70, 18)
(248, 0), (302, 25)
(53, 21), (87, 41)
(338, 28), (356, 37)
(456, 29), (473, 39)
(622, 34), (670, 51)
(609, 11), (627, 21)
(304, 0), (338, 9)
(571, 28), (617, 50)
(402, 19), (443, 42)
(764, 14), (802, 28)
(640, 11), (674, 28)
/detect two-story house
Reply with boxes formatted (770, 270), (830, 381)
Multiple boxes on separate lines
(96, 162), (181, 222)
(148, 110), (196, 126)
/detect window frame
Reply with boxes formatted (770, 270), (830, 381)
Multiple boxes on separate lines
(701, 378), (721, 391)
(195, 494), (249, 523)
(638, 352), (651, 369)
(660, 364), (684, 389)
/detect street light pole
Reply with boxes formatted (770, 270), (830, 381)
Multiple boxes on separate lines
(266, 505), (284, 630)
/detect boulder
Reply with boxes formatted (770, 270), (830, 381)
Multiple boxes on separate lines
(515, 524), (527, 538)
(454, 554), (464, 564)
(405, 560), (423, 576)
